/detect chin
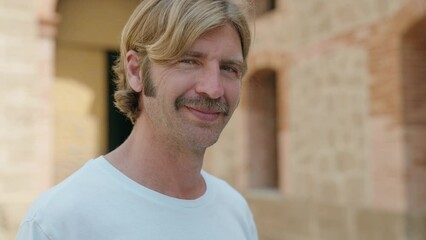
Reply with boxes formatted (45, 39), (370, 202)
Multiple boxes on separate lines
(188, 134), (221, 152)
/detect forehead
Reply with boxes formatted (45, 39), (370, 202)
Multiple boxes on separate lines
(188, 24), (243, 61)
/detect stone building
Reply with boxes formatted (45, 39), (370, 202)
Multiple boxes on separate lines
(0, 0), (425, 239)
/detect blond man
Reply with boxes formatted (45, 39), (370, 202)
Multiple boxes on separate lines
(17, 0), (257, 239)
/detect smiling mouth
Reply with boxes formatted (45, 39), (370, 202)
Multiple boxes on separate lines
(185, 106), (222, 122)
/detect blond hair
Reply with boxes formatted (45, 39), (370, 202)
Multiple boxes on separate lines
(113, 0), (252, 123)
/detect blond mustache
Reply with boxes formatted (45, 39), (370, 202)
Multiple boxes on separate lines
(175, 96), (229, 116)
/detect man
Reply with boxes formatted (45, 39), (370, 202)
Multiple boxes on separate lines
(17, 0), (257, 239)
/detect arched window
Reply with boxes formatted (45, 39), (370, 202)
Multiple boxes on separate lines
(246, 69), (279, 189)
(401, 16), (426, 210)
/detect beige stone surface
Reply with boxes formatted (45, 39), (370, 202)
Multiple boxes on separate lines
(53, 79), (98, 182)
(287, 45), (370, 205)
(55, 45), (107, 159)
(0, 0), (53, 239)
(56, 0), (141, 49)
(253, 0), (405, 53)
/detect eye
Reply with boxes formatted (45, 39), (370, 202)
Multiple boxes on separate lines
(221, 65), (240, 76)
(179, 59), (198, 65)
(221, 65), (235, 72)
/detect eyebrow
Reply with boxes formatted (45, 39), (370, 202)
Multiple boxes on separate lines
(183, 51), (247, 74)
(184, 51), (204, 58)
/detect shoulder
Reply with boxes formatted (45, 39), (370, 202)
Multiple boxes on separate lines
(17, 217), (52, 240)
(202, 170), (250, 208)
(20, 158), (105, 230)
(202, 171), (259, 240)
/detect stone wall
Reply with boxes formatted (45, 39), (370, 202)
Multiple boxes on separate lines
(0, 0), (53, 239)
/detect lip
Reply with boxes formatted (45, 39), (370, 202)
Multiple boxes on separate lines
(185, 106), (221, 122)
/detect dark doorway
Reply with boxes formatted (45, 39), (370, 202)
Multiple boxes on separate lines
(107, 51), (133, 152)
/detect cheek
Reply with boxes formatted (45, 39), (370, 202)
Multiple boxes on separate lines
(225, 81), (241, 108)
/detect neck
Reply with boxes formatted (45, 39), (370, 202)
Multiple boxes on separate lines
(105, 118), (207, 200)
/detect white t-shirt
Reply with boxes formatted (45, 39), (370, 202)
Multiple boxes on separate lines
(17, 156), (258, 240)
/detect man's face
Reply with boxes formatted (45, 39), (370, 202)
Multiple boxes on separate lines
(140, 23), (244, 152)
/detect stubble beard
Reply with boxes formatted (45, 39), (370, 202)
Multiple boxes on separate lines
(143, 94), (232, 155)
(173, 95), (232, 152)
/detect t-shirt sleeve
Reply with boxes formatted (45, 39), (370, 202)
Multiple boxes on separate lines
(16, 219), (52, 240)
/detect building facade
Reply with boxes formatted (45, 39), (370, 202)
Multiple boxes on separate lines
(0, 0), (425, 239)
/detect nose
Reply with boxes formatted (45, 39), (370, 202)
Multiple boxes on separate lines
(195, 63), (224, 99)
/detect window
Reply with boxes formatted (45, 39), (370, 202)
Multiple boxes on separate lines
(401, 16), (426, 210)
(246, 69), (279, 189)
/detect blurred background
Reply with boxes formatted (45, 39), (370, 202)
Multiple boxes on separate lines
(1, 0), (426, 239)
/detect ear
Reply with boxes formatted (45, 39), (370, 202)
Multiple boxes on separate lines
(126, 50), (143, 92)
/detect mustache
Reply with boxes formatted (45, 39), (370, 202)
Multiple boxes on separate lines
(175, 96), (229, 116)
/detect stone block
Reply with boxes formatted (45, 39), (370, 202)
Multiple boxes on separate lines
(316, 177), (342, 204)
(356, 209), (405, 240)
(343, 175), (368, 206)
(281, 199), (314, 237)
(407, 214), (426, 240)
(315, 203), (350, 240)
